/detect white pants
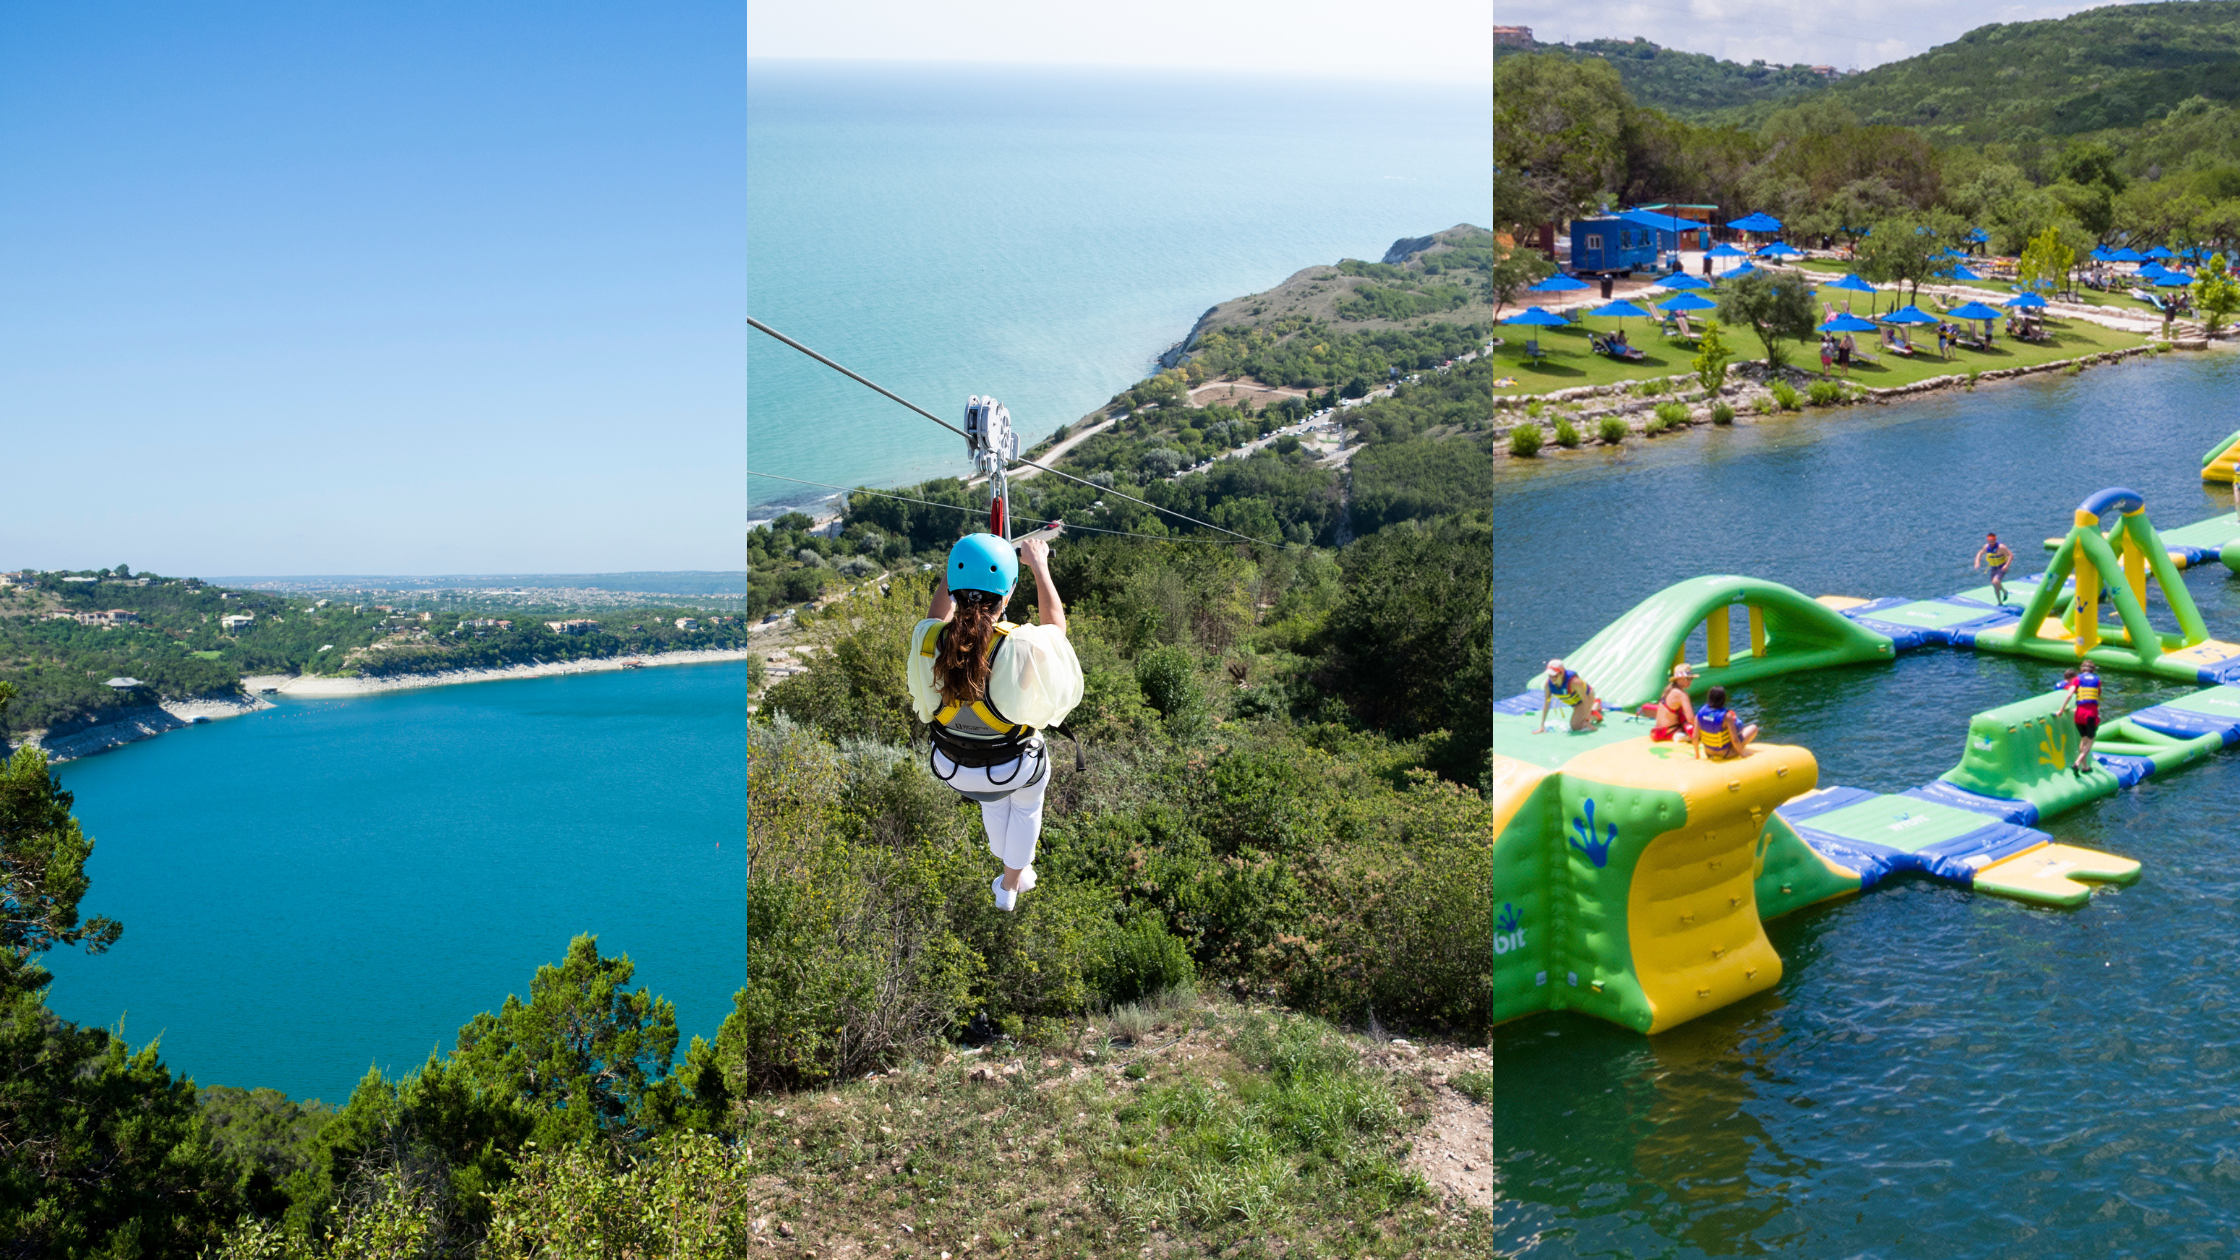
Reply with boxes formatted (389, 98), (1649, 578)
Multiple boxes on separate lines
(930, 741), (1048, 871)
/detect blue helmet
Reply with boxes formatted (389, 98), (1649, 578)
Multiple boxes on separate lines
(946, 533), (1017, 597)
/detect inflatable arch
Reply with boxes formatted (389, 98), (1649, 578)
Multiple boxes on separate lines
(1976, 487), (2222, 680)
(2204, 429), (2240, 485)
(1526, 575), (1896, 710)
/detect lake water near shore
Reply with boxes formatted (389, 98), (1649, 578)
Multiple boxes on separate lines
(39, 660), (745, 1105)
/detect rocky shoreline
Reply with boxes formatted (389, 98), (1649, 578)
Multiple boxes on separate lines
(9, 648), (755, 763)
(1487, 340), (2232, 452)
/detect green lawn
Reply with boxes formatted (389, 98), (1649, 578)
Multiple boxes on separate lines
(1489, 311), (2148, 398)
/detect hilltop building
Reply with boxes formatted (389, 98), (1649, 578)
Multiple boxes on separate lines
(220, 614), (255, 631)
(546, 619), (600, 635)
(1492, 25), (1533, 47)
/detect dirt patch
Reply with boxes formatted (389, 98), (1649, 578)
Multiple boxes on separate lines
(1365, 1040), (1492, 1212)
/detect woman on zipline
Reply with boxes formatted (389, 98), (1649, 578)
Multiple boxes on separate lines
(907, 530), (1084, 911)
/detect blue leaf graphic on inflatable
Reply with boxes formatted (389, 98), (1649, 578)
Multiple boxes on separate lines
(1496, 902), (1522, 933)
(1570, 798), (1616, 868)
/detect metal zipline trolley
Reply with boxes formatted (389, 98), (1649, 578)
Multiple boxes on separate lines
(964, 394), (1060, 551)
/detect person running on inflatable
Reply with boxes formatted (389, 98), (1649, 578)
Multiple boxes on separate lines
(1536, 659), (1603, 733)
(907, 531), (1084, 912)
(2056, 664), (2101, 774)
(1693, 686), (1758, 760)
(1650, 663), (1697, 743)
(1973, 532), (2015, 606)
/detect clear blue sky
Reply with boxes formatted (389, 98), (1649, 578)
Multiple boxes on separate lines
(0, 4), (746, 575)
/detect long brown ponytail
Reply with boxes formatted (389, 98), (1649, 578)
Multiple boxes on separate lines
(935, 590), (1002, 706)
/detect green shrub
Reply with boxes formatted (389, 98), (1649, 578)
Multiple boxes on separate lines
(1597, 416), (1628, 444)
(1450, 1070), (1493, 1105)
(1643, 413), (1671, 436)
(1525, 399), (1545, 418)
(1135, 644), (1207, 736)
(1552, 419), (1581, 447)
(1654, 401), (1689, 427)
(1805, 380), (1843, 406)
(2064, 360), (2083, 375)
(1967, 368), (1983, 388)
(1769, 380), (1801, 411)
(1507, 423), (1543, 458)
(1711, 401), (1735, 425)
(1097, 915), (1198, 1006)
(1754, 395), (1778, 414)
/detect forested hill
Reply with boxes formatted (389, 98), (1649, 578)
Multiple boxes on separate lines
(1509, 36), (1841, 118)
(1514, 2), (2240, 143)
(1800, 0), (2240, 143)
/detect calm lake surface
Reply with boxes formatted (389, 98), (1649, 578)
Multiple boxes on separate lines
(1493, 349), (2240, 1257)
(41, 662), (745, 1106)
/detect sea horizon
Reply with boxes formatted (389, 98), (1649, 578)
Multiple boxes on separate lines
(745, 57), (1490, 516)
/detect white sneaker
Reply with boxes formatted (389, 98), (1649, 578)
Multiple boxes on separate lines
(992, 875), (1017, 912)
(1014, 865), (1037, 894)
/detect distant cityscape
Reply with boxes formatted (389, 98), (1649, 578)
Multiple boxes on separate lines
(209, 572), (750, 613)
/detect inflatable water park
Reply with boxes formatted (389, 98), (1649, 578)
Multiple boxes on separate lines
(1494, 446), (2240, 1036)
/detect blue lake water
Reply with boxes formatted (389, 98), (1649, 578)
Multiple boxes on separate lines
(1492, 349), (2240, 1255)
(746, 60), (1490, 515)
(40, 663), (745, 1106)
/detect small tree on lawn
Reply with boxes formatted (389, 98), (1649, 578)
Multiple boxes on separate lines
(2195, 253), (2239, 337)
(1716, 271), (1819, 372)
(1692, 319), (1733, 395)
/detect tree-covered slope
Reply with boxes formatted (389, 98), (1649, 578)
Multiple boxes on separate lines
(1809, 0), (2240, 143)
(1512, 37), (1840, 118)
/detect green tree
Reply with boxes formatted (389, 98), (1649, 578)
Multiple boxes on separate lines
(449, 934), (684, 1156)
(1692, 319), (1733, 395)
(2196, 254), (2240, 337)
(1493, 53), (1631, 226)
(1317, 513), (1494, 786)
(1, 683), (122, 986)
(1715, 269), (1818, 371)
(1856, 210), (1964, 306)
(2018, 225), (2077, 297)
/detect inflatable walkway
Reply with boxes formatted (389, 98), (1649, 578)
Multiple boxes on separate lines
(2204, 428), (2240, 485)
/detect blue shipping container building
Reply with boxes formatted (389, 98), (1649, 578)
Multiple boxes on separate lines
(1568, 210), (1700, 276)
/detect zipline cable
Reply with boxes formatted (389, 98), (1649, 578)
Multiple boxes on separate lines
(748, 469), (1238, 545)
(747, 317), (1284, 550)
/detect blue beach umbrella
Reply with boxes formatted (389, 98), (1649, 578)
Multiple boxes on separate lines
(1824, 273), (1877, 294)
(1589, 300), (1656, 321)
(2109, 248), (2145, 263)
(1658, 291), (1719, 313)
(1946, 301), (2007, 321)
(1881, 306), (1938, 325)
(2090, 247), (2113, 262)
(1502, 306), (1571, 326)
(2005, 293), (2047, 309)
(1821, 312), (1878, 332)
(2157, 272), (2194, 287)
(2137, 262), (2170, 279)
(1943, 264), (1984, 281)
(1966, 227), (1990, 243)
(1706, 243), (1749, 259)
(1527, 273), (1589, 293)
(1728, 212), (1783, 232)
(1757, 242), (1804, 259)
(2144, 245), (2175, 260)
(1654, 272), (1711, 291)
(1727, 261), (1759, 277)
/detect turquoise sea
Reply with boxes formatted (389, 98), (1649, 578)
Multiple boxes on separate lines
(40, 663), (745, 1106)
(1492, 350), (2240, 1255)
(746, 60), (1490, 514)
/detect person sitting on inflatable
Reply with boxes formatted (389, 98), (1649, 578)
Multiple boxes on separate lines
(906, 531), (1084, 912)
(1536, 659), (1603, 733)
(1693, 685), (1759, 760)
(1650, 663), (1697, 743)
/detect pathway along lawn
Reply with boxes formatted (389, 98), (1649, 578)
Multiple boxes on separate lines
(1785, 257), (2171, 317)
(1488, 312), (2147, 399)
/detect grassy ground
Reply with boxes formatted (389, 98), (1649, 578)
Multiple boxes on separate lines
(1784, 257), (2176, 316)
(1489, 311), (2147, 398)
(738, 990), (1490, 1258)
